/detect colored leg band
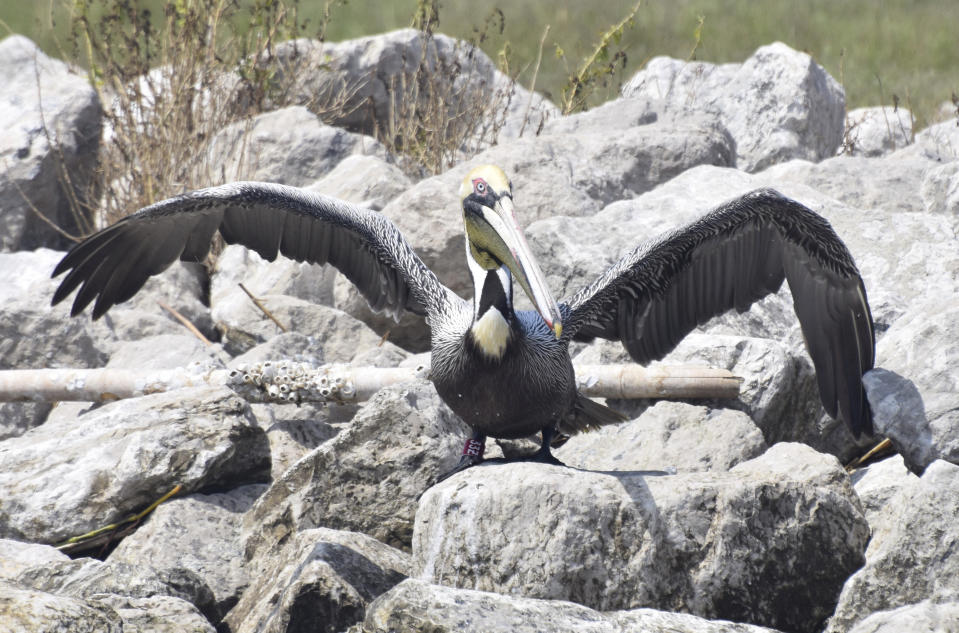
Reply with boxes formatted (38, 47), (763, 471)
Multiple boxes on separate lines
(462, 437), (485, 458)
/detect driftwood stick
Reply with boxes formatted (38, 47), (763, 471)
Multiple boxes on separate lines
(0, 363), (742, 403)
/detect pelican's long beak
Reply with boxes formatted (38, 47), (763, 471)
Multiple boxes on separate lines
(465, 195), (563, 339)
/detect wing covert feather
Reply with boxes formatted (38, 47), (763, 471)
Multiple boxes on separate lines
(563, 188), (875, 435)
(52, 182), (453, 321)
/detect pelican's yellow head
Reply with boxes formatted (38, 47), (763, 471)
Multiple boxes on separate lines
(459, 165), (563, 339)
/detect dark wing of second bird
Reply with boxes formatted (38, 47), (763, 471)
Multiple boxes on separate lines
(51, 182), (456, 322)
(561, 188), (875, 437)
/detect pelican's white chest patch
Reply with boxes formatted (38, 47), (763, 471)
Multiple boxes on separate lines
(471, 307), (510, 359)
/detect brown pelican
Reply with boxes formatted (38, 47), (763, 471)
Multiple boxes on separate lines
(51, 165), (874, 478)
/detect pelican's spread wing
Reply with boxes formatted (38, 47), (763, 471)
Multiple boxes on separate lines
(52, 182), (455, 321)
(562, 188), (875, 436)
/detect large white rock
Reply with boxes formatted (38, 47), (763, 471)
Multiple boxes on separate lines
(242, 379), (473, 560)
(414, 443), (868, 633)
(207, 105), (388, 186)
(623, 42), (845, 171)
(870, 301), (959, 471)
(555, 400), (766, 473)
(224, 528), (409, 633)
(841, 106), (913, 157)
(0, 35), (101, 251)
(108, 485), (266, 618)
(362, 579), (782, 633)
(828, 460), (959, 632)
(846, 601), (959, 633)
(268, 29), (558, 145)
(0, 386), (269, 543)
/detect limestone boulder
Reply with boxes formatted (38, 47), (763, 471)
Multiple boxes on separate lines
(0, 386), (269, 543)
(555, 401), (767, 473)
(268, 29), (558, 145)
(0, 35), (101, 252)
(622, 42), (845, 171)
(841, 106), (913, 157)
(361, 579), (782, 633)
(207, 105), (388, 185)
(415, 443), (868, 633)
(108, 485), (267, 618)
(827, 460), (959, 632)
(242, 380), (473, 560)
(223, 528), (409, 633)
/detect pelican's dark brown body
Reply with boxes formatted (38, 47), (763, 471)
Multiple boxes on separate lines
(430, 310), (578, 439)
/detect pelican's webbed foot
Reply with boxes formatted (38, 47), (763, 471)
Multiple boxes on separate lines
(519, 426), (566, 466)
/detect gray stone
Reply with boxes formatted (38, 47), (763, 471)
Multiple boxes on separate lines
(761, 154), (934, 216)
(249, 400), (351, 481)
(108, 485), (267, 618)
(105, 334), (228, 371)
(268, 29), (557, 146)
(623, 42), (845, 171)
(872, 301), (959, 471)
(0, 581), (122, 633)
(828, 460), (959, 632)
(846, 601), (959, 633)
(0, 35), (101, 251)
(207, 105), (388, 186)
(414, 443), (867, 633)
(841, 106), (913, 157)
(862, 369), (941, 474)
(850, 454), (918, 530)
(242, 380), (472, 559)
(0, 386), (269, 543)
(920, 160), (959, 229)
(77, 595), (216, 633)
(0, 538), (70, 579)
(362, 579), (783, 633)
(224, 528), (409, 633)
(555, 400), (766, 473)
(306, 154), (411, 211)
(215, 294), (406, 361)
(910, 118), (959, 162)
(14, 557), (217, 623)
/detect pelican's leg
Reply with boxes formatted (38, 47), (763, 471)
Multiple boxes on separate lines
(527, 426), (566, 466)
(435, 431), (486, 483)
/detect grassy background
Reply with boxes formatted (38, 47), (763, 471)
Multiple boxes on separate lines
(3, 0), (957, 130)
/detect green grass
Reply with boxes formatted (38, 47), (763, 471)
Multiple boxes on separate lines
(4, 0), (957, 130)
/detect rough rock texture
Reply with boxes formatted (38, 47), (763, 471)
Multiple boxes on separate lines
(828, 460), (959, 632)
(0, 35), (101, 252)
(849, 455), (917, 528)
(910, 117), (959, 162)
(846, 601), (959, 633)
(11, 554), (217, 623)
(108, 485), (266, 618)
(555, 401), (767, 473)
(306, 154), (411, 211)
(207, 105), (388, 186)
(869, 301), (959, 471)
(223, 528), (410, 633)
(242, 380), (473, 561)
(622, 42), (845, 171)
(268, 29), (558, 143)
(862, 369), (943, 474)
(362, 579), (782, 633)
(842, 106), (913, 157)
(0, 581), (123, 633)
(415, 444), (868, 633)
(0, 386), (269, 543)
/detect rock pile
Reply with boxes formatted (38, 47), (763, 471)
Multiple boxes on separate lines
(1, 29), (958, 633)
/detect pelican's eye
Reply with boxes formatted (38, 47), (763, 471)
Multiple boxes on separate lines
(472, 178), (489, 196)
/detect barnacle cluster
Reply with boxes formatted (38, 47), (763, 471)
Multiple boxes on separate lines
(227, 361), (356, 404)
